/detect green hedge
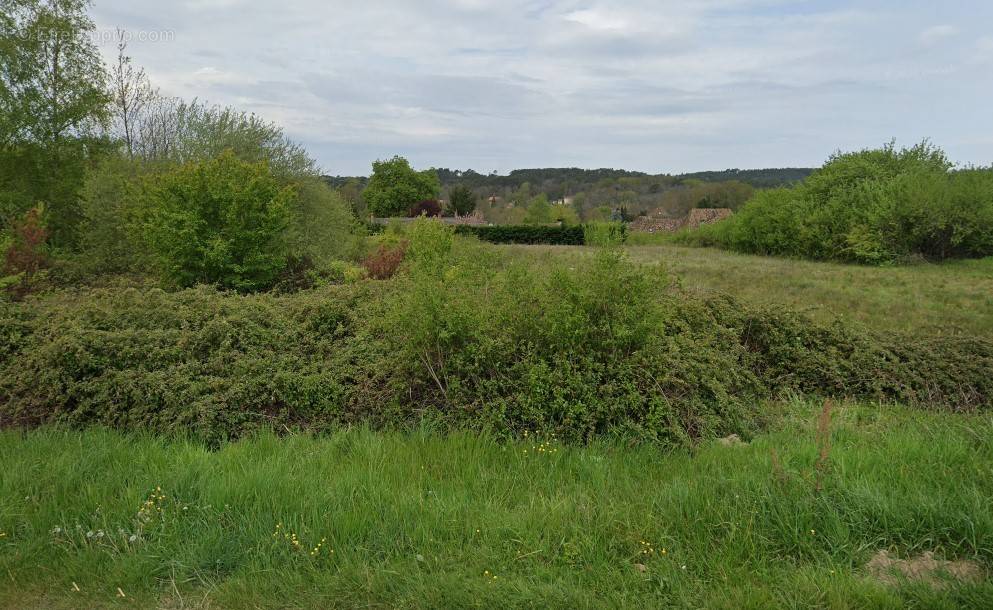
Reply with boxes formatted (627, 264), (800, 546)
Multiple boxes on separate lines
(454, 224), (585, 245)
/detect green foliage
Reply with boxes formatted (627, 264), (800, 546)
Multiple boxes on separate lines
(2, 244), (990, 442)
(0, 0), (111, 248)
(447, 184), (477, 216)
(363, 156), (441, 218)
(142, 151), (293, 291)
(583, 221), (627, 247)
(454, 225), (586, 245)
(680, 141), (993, 264)
(286, 176), (362, 263)
(523, 194), (553, 224)
(77, 155), (152, 273)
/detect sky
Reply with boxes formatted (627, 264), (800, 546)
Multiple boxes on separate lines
(89, 0), (993, 176)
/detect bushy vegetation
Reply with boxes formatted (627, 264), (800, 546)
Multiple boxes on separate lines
(143, 152), (293, 291)
(680, 142), (993, 264)
(454, 224), (586, 245)
(2, 221), (989, 444)
(583, 221), (628, 246)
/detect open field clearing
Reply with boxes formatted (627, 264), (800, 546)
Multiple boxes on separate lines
(1, 402), (991, 609)
(505, 244), (993, 336)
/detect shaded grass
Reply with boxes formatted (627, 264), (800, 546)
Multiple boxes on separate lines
(503, 244), (993, 336)
(0, 401), (990, 608)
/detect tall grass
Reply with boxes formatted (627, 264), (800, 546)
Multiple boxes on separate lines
(0, 402), (990, 608)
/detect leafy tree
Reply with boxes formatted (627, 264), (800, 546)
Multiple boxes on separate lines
(523, 194), (552, 224)
(143, 151), (293, 290)
(287, 176), (362, 263)
(552, 203), (580, 226)
(447, 184), (477, 216)
(0, 0), (111, 247)
(337, 177), (366, 217)
(363, 156), (440, 217)
(78, 154), (150, 272)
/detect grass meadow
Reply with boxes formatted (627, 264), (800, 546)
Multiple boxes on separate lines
(509, 243), (993, 335)
(2, 241), (991, 608)
(1, 401), (991, 608)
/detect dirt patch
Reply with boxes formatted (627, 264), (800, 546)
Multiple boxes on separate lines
(865, 550), (984, 588)
(718, 434), (746, 447)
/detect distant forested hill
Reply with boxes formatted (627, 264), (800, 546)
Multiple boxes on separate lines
(325, 167), (812, 191)
(324, 166), (815, 221)
(676, 168), (814, 188)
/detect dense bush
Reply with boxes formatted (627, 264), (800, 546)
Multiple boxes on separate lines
(583, 222), (627, 246)
(679, 142), (993, 264)
(1, 222), (989, 443)
(143, 152), (293, 291)
(362, 243), (408, 280)
(455, 224), (585, 245)
(408, 199), (442, 218)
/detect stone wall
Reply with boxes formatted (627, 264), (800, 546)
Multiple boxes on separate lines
(629, 208), (733, 233)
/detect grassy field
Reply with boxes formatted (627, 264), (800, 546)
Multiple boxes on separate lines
(506, 244), (993, 336)
(1, 401), (991, 608)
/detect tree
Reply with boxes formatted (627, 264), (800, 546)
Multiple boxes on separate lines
(363, 156), (440, 217)
(131, 99), (316, 179)
(0, 0), (110, 246)
(337, 177), (366, 217)
(523, 194), (553, 224)
(447, 184), (477, 216)
(110, 29), (155, 160)
(143, 151), (293, 291)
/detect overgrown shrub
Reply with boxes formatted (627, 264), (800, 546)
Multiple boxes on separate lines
(1, 236), (990, 443)
(679, 141), (993, 264)
(2, 205), (49, 299)
(362, 243), (408, 279)
(583, 222), (627, 246)
(142, 151), (293, 291)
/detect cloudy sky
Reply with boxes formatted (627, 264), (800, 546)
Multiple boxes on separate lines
(90, 0), (993, 176)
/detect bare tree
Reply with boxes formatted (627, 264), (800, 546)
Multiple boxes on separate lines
(133, 92), (180, 161)
(110, 29), (155, 159)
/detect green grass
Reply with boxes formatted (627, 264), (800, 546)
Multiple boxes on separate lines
(1, 402), (991, 608)
(504, 244), (993, 336)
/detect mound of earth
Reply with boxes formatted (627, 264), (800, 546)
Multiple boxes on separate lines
(865, 550), (984, 588)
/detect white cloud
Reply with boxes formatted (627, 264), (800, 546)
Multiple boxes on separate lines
(564, 9), (631, 32)
(919, 24), (958, 45)
(89, 0), (993, 174)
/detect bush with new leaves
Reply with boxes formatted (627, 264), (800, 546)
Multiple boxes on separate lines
(680, 141), (993, 263)
(143, 151), (293, 291)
